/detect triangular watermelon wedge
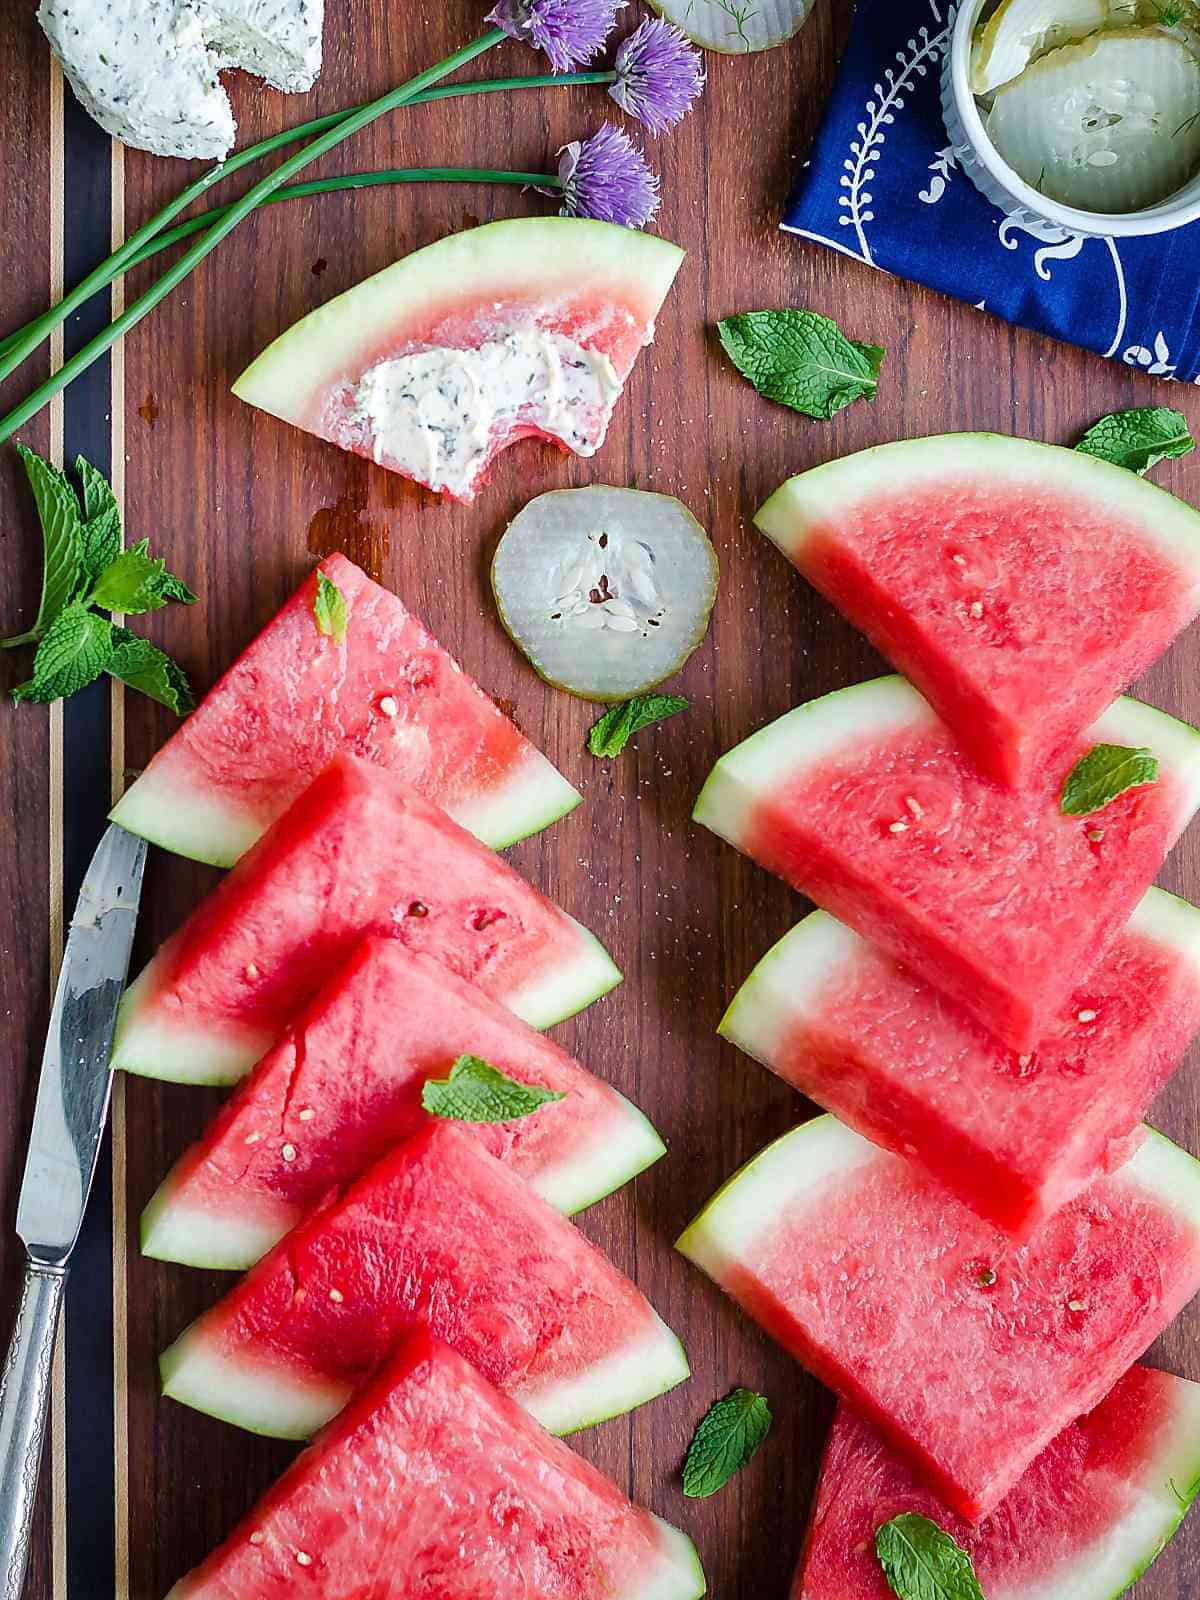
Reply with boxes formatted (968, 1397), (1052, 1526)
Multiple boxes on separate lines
(166, 1330), (705, 1600)
(695, 675), (1200, 1052)
(161, 1121), (690, 1441)
(141, 937), (665, 1270)
(721, 887), (1200, 1238)
(677, 1114), (1200, 1522)
(111, 753), (620, 1086)
(232, 218), (685, 503)
(793, 1367), (1200, 1600)
(755, 435), (1200, 788)
(111, 554), (581, 868)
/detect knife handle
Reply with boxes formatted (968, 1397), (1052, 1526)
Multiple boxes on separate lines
(0, 1262), (67, 1600)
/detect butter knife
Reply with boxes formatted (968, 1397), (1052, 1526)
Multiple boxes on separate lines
(0, 824), (147, 1600)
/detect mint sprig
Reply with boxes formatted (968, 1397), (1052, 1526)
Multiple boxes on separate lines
(1061, 743), (1159, 817)
(4, 445), (195, 713)
(421, 1055), (567, 1123)
(313, 571), (349, 642)
(1075, 407), (1195, 475)
(588, 694), (688, 758)
(682, 1388), (772, 1498)
(717, 309), (884, 421)
(875, 1514), (983, 1600)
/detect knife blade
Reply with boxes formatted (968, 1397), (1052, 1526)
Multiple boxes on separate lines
(1, 822), (147, 1598)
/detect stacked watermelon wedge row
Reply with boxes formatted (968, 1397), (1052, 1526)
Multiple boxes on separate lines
(685, 435), (1200, 1596)
(111, 560), (702, 1599)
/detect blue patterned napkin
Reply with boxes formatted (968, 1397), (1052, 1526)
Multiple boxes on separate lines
(783, 0), (1200, 382)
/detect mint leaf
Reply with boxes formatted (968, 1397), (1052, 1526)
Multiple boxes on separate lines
(717, 310), (884, 420)
(79, 507), (122, 585)
(12, 603), (112, 703)
(75, 454), (118, 525)
(313, 572), (348, 641)
(107, 627), (194, 715)
(875, 1514), (983, 1600)
(89, 540), (171, 614)
(1061, 743), (1159, 816)
(682, 1389), (771, 1498)
(588, 694), (688, 758)
(421, 1055), (567, 1123)
(157, 570), (198, 605)
(2, 444), (85, 647)
(1076, 407), (1195, 475)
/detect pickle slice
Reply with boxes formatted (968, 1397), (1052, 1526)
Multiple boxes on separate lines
(986, 27), (1200, 211)
(492, 487), (719, 701)
(972, 0), (1113, 93)
(648, 0), (814, 54)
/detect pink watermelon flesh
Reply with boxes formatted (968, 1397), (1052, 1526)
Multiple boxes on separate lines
(722, 893), (1200, 1237)
(793, 1367), (1200, 1600)
(141, 938), (663, 1270)
(110, 554), (579, 867)
(696, 679), (1200, 1052)
(756, 438), (1200, 787)
(166, 1329), (705, 1600)
(111, 752), (619, 1086)
(676, 1116), (1200, 1522)
(160, 1120), (689, 1441)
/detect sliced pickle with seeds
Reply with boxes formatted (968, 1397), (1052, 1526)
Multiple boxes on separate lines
(492, 486), (718, 701)
(971, 0), (1114, 94)
(986, 27), (1200, 211)
(648, 0), (814, 54)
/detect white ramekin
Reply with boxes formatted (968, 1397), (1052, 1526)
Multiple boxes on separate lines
(942, 0), (1200, 239)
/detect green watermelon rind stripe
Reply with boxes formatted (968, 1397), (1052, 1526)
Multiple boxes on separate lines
(754, 433), (1200, 592)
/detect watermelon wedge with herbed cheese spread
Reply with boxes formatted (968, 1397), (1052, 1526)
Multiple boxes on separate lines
(755, 435), (1200, 787)
(232, 218), (685, 503)
(111, 753), (620, 1086)
(111, 554), (580, 867)
(793, 1366), (1200, 1600)
(694, 676), (1200, 1052)
(721, 888), (1200, 1238)
(161, 1121), (690, 1441)
(165, 1330), (706, 1600)
(141, 938), (665, 1271)
(676, 1114), (1200, 1522)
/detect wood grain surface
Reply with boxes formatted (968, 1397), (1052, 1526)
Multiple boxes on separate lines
(3, 0), (1200, 1595)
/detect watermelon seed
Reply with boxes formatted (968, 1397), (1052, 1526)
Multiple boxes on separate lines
(281, 1144), (297, 1162)
(1068, 1299), (1087, 1312)
(1077, 1009), (1098, 1023)
(249, 1532), (264, 1546)
(295, 1552), (313, 1567)
(298, 1108), (315, 1123)
(407, 902), (429, 918)
(1088, 828), (1105, 843)
(977, 1267), (998, 1288)
(905, 796), (925, 820)
(969, 601), (984, 619)
(377, 695), (399, 717)
(888, 820), (909, 834)
(245, 962), (260, 981)
(328, 1288), (344, 1303)
(245, 1132), (262, 1145)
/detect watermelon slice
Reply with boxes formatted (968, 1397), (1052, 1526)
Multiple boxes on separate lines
(166, 1330), (705, 1600)
(793, 1366), (1200, 1600)
(112, 753), (620, 1086)
(141, 938), (665, 1270)
(110, 554), (580, 868)
(232, 218), (685, 504)
(676, 1114), (1200, 1521)
(694, 675), (1200, 1052)
(721, 887), (1200, 1237)
(162, 1121), (690, 1440)
(755, 436), (1200, 787)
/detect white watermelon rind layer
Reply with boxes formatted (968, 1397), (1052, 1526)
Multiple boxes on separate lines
(693, 674), (1200, 853)
(161, 1307), (690, 1442)
(232, 217), (687, 427)
(720, 884), (1200, 1074)
(111, 921), (623, 1087)
(141, 1088), (667, 1272)
(675, 1114), (1200, 1285)
(110, 744), (583, 869)
(754, 433), (1200, 596)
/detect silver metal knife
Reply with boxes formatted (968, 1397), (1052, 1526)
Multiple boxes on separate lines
(0, 824), (147, 1600)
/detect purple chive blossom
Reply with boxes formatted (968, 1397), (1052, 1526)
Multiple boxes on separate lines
(487, 0), (624, 72)
(610, 19), (705, 134)
(553, 123), (660, 229)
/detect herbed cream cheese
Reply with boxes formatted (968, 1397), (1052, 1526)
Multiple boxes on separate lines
(353, 326), (624, 500)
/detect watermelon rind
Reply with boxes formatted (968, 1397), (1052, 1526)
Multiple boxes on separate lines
(232, 217), (686, 427)
(140, 1087), (667, 1271)
(754, 434), (1200, 595)
(692, 676), (936, 850)
(112, 923), (623, 1087)
(111, 743), (583, 868)
(1088, 694), (1200, 824)
(642, 1518), (708, 1600)
(160, 1306), (690, 1441)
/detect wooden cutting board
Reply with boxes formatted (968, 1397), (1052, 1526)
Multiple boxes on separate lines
(1, 0), (1198, 1594)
